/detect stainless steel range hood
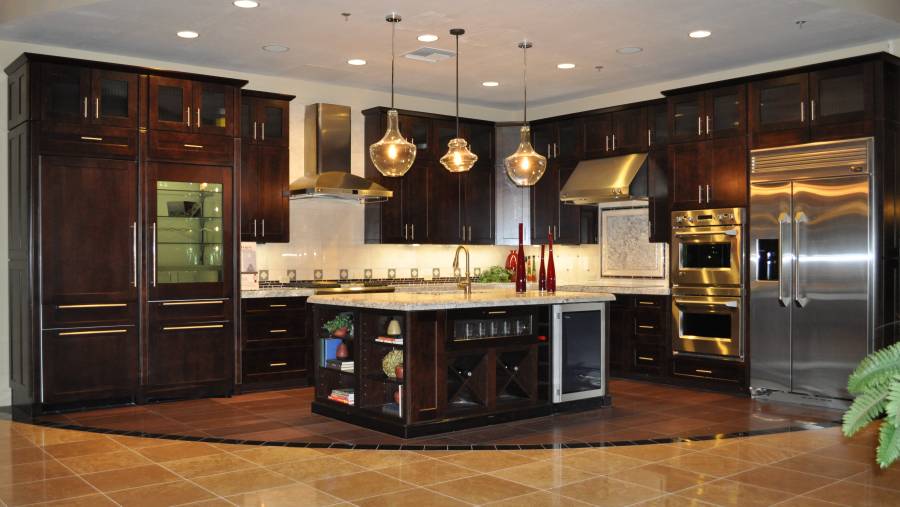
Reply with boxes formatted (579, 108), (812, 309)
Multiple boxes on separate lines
(559, 153), (649, 204)
(289, 103), (392, 202)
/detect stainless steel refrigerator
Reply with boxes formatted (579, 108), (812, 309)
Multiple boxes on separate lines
(749, 138), (875, 404)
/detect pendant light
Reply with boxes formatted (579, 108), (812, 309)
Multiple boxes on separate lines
(504, 41), (547, 186)
(440, 28), (478, 173)
(369, 13), (417, 177)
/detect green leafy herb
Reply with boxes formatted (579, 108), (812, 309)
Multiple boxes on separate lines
(477, 265), (513, 283)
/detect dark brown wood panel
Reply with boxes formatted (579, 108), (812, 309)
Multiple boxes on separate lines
(42, 327), (137, 404)
(148, 75), (192, 133)
(256, 146), (290, 242)
(810, 62), (875, 141)
(146, 130), (234, 165)
(612, 107), (647, 154)
(40, 124), (137, 159)
(240, 141), (259, 241)
(90, 69), (139, 128)
(749, 73), (810, 148)
(147, 322), (232, 387)
(584, 113), (612, 158)
(427, 164), (461, 244)
(669, 141), (707, 210)
(708, 135), (748, 208)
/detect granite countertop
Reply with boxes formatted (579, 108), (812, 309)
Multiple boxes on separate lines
(559, 283), (670, 296)
(307, 289), (615, 311)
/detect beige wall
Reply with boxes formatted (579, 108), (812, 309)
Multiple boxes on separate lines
(2, 37), (898, 405)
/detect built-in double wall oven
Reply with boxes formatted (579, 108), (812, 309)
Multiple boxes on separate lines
(671, 208), (745, 361)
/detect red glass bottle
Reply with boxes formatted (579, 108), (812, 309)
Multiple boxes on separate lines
(505, 250), (517, 282)
(539, 245), (546, 291)
(516, 223), (527, 292)
(547, 231), (556, 293)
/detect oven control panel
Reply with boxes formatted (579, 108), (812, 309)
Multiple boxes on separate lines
(672, 207), (745, 227)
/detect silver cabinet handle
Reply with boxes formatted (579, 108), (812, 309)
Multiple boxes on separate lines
(468, 226), (472, 242)
(647, 129), (652, 147)
(612, 134), (616, 151)
(261, 123), (265, 140)
(411, 223), (415, 241)
(163, 324), (224, 332)
(80, 136), (103, 142)
(706, 184), (710, 203)
(404, 223), (408, 240)
(186, 107), (191, 127)
(698, 116), (702, 135)
(706, 115), (710, 135)
(793, 211), (809, 307)
(547, 144), (551, 158)
(605, 135), (609, 152)
(196, 108), (200, 128)
(261, 219), (265, 237)
(800, 101), (805, 122)
(777, 212), (791, 307)
(698, 185), (702, 204)
(811, 100), (816, 121)
(95, 97), (100, 119)
(151, 222), (157, 287)
(183, 144), (204, 149)
(553, 225), (558, 240)
(461, 225), (465, 240)
(131, 222), (137, 287)
(253, 121), (257, 140)
(253, 219), (257, 237)
(83, 97), (88, 118)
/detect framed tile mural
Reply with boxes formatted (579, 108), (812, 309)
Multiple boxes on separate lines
(600, 207), (666, 278)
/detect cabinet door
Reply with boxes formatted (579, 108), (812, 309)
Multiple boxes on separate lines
(40, 63), (90, 125)
(148, 162), (232, 300)
(705, 85), (746, 138)
(42, 327), (137, 404)
(428, 163), (461, 244)
(434, 120), (459, 159)
(810, 63), (874, 140)
(240, 98), (254, 141)
(467, 122), (494, 162)
(194, 82), (235, 136)
(399, 115), (432, 160)
(612, 107), (648, 154)
(579, 206), (599, 244)
(531, 122), (556, 159)
(708, 136), (748, 208)
(256, 98), (290, 147)
(584, 113), (613, 158)
(90, 69), (138, 128)
(257, 146), (290, 242)
(647, 150), (670, 243)
(403, 161), (429, 243)
(668, 141), (708, 210)
(647, 102), (669, 149)
(149, 76), (192, 133)
(148, 322), (231, 386)
(668, 93), (704, 143)
(557, 163), (582, 244)
(41, 156), (138, 305)
(749, 73), (809, 148)
(377, 175), (406, 243)
(462, 158), (495, 244)
(530, 164), (559, 244)
(556, 118), (584, 161)
(239, 142), (259, 242)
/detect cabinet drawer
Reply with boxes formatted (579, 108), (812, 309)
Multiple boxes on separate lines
(40, 124), (137, 158)
(245, 313), (306, 345)
(148, 321), (232, 386)
(634, 309), (663, 335)
(243, 347), (308, 378)
(150, 299), (231, 323)
(147, 130), (234, 165)
(633, 344), (664, 371)
(633, 296), (665, 309)
(43, 301), (137, 329)
(672, 356), (742, 383)
(243, 297), (307, 312)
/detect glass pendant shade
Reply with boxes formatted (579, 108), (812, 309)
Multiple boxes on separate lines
(505, 125), (547, 186)
(370, 109), (416, 177)
(440, 138), (478, 172)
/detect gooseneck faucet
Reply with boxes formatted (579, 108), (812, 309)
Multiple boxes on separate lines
(453, 245), (472, 295)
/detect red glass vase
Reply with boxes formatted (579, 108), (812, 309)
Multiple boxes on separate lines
(516, 223), (527, 293)
(539, 245), (546, 291)
(547, 231), (556, 293)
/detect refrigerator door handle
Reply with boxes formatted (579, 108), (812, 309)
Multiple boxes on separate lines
(793, 211), (809, 308)
(778, 213), (791, 307)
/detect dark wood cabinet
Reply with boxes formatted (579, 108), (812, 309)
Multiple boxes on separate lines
(748, 73), (809, 148)
(149, 76), (236, 137)
(40, 64), (139, 129)
(648, 101), (669, 148)
(399, 114), (433, 159)
(584, 114), (613, 157)
(584, 104), (655, 157)
(428, 163), (462, 244)
(608, 295), (669, 379)
(240, 297), (310, 389)
(612, 107), (648, 154)
(42, 327), (138, 404)
(668, 85), (746, 143)
(669, 136), (747, 210)
(147, 322), (232, 390)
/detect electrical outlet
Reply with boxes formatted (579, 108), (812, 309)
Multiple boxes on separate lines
(287, 270), (296, 281)
(314, 269), (323, 280)
(387, 268), (396, 279)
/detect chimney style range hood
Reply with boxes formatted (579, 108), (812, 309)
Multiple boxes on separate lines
(559, 153), (649, 204)
(289, 103), (392, 202)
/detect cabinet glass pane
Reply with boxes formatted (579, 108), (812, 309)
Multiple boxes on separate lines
(468, 124), (492, 160)
(241, 103), (251, 138)
(713, 94), (741, 131)
(47, 77), (81, 118)
(819, 74), (865, 117)
(436, 123), (456, 151)
(673, 102), (699, 137)
(653, 109), (668, 145)
(264, 106), (283, 138)
(100, 78), (129, 118)
(156, 180), (224, 284)
(759, 84), (801, 125)
(201, 90), (227, 127)
(400, 116), (429, 151)
(158, 86), (183, 123)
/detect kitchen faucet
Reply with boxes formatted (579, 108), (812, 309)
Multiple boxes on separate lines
(452, 245), (472, 295)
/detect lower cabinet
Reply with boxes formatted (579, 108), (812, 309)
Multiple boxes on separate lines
(42, 327), (138, 404)
(147, 321), (233, 392)
(240, 297), (311, 389)
(609, 295), (670, 379)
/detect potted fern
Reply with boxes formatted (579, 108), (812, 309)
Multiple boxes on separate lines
(843, 342), (900, 468)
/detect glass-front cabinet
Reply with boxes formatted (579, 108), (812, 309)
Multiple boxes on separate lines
(40, 64), (138, 128)
(149, 77), (234, 135)
(148, 162), (232, 300)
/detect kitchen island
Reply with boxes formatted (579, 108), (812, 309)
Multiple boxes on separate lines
(307, 289), (615, 437)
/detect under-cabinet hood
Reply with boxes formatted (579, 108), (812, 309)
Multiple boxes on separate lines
(289, 103), (392, 202)
(559, 153), (649, 204)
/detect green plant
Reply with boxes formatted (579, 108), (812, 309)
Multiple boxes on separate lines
(477, 265), (513, 283)
(323, 314), (353, 335)
(843, 342), (900, 468)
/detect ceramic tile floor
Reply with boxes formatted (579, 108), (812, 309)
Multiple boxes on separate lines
(0, 418), (893, 506)
(35, 380), (844, 447)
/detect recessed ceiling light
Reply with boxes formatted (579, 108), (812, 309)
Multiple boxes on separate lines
(262, 44), (289, 52)
(482, 81), (499, 87)
(347, 58), (367, 66)
(617, 46), (643, 54)
(417, 34), (439, 42)
(689, 30), (711, 39)
(233, 0), (259, 7)
(557, 63), (576, 69)
(177, 31), (199, 39)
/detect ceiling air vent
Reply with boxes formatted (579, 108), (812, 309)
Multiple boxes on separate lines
(403, 47), (456, 63)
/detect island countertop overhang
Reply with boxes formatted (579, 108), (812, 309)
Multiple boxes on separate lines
(307, 289), (615, 311)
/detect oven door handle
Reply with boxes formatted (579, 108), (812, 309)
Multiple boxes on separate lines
(674, 229), (738, 237)
(675, 299), (739, 308)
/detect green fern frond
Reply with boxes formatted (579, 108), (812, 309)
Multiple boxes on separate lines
(877, 420), (900, 468)
(885, 376), (900, 429)
(843, 389), (888, 437)
(847, 343), (900, 395)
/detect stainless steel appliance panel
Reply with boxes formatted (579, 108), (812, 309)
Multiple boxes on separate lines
(552, 303), (608, 403)
(790, 175), (870, 399)
(672, 225), (743, 287)
(749, 181), (793, 393)
(672, 293), (743, 359)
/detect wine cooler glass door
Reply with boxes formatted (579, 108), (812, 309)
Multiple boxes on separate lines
(552, 303), (608, 403)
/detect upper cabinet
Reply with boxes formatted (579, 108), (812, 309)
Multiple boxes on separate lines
(749, 62), (874, 148)
(668, 85), (746, 143)
(40, 64), (139, 128)
(584, 102), (664, 158)
(149, 76), (237, 137)
(242, 94), (290, 147)
(533, 119), (584, 161)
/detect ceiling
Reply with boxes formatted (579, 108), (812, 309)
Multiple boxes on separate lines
(1, 0), (899, 109)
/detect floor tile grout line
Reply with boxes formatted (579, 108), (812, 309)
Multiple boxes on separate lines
(21, 439), (125, 507)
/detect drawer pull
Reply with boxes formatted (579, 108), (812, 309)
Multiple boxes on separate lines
(487, 311), (507, 315)
(162, 324), (225, 331)
(183, 144), (204, 149)
(638, 301), (655, 306)
(80, 136), (103, 142)
(161, 300), (225, 306)
(269, 362), (288, 367)
(695, 369), (713, 374)
(638, 325), (655, 330)
(59, 329), (128, 336)
(57, 303), (127, 309)
(269, 304), (287, 308)
(637, 356), (655, 362)
(269, 329), (288, 334)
